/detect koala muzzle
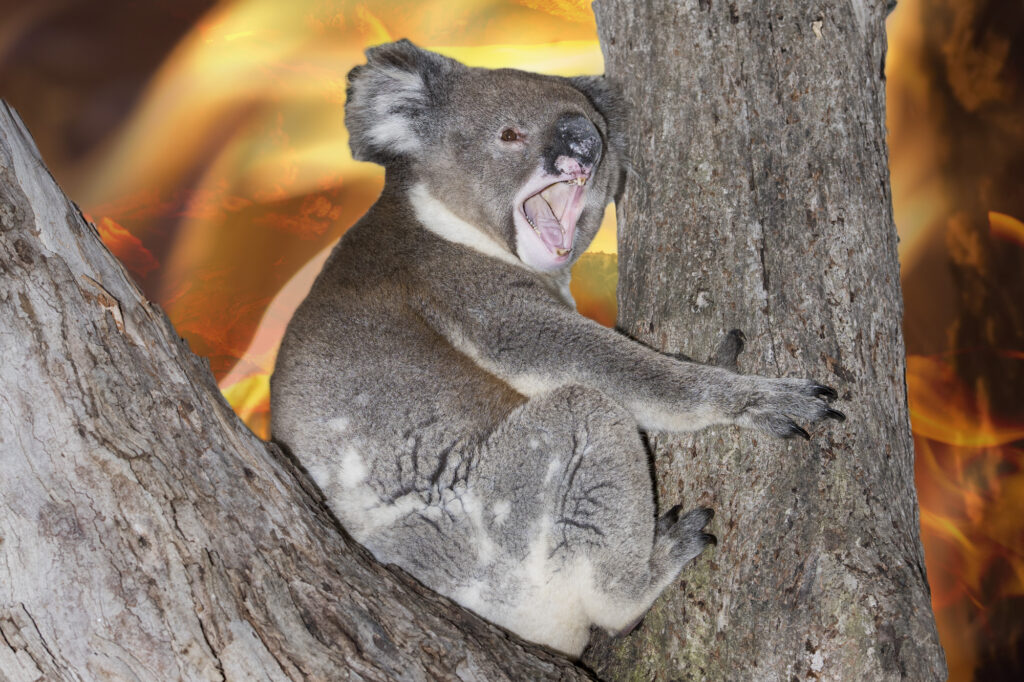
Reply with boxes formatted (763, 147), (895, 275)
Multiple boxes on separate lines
(545, 113), (602, 177)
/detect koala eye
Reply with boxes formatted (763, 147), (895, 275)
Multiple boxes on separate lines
(500, 128), (521, 142)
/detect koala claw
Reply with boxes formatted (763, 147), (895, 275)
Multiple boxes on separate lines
(811, 384), (839, 401)
(741, 376), (847, 440)
(786, 421), (811, 440)
(680, 506), (713, 523)
(657, 504), (683, 535)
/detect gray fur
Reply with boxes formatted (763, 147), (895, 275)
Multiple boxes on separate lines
(271, 40), (844, 658)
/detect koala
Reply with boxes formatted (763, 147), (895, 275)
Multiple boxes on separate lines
(270, 39), (845, 658)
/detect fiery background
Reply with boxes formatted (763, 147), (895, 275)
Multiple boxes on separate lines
(0, 0), (1020, 678)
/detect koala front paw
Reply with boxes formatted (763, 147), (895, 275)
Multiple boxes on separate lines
(739, 377), (846, 439)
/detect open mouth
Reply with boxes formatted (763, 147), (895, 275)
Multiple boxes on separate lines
(521, 176), (587, 257)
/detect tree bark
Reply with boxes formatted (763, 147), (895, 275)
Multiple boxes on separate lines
(584, 0), (946, 679)
(0, 102), (586, 681)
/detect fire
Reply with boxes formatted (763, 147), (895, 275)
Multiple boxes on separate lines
(88, 215), (160, 279)
(885, 0), (953, 272)
(76, 0), (609, 390)
(908, 354), (1024, 447)
(907, 345), (1024, 680)
(10, 0), (1017, 679)
(989, 211), (1024, 247)
(75, 0), (611, 432)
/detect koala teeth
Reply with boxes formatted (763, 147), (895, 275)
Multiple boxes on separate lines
(522, 175), (589, 258)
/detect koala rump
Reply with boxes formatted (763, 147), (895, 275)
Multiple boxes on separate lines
(270, 39), (844, 658)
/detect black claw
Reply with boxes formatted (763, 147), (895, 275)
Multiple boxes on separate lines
(663, 504), (683, 523)
(701, 532), (718, 547)
(657, 504), (683, 534)
(825, 408), (846, 422)
(788, 422), (811, 440)
(680, 507), (713, 526)
(813, 384), (839, 401)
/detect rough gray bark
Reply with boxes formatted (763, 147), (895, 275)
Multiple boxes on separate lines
(583, 0), (946, 679)
(0, 102), (587, 681)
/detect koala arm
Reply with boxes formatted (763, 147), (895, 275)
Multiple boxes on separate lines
(427, 294), (843, 438)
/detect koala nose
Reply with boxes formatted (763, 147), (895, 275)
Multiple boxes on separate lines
(545, 113), (602, 177)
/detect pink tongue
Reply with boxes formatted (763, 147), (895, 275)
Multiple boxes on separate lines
(524, 194), (566, 248)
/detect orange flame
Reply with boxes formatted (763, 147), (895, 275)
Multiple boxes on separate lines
(989, 211), (1024, 247)
(77, 0), (608, 384)
(75, 0), (611, 430)
(908, 354), (1024, 447)
(909, 347), (1024, 680)
(88, 215), (160, 279)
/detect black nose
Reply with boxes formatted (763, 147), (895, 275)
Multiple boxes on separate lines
(544, 113), (602, 175)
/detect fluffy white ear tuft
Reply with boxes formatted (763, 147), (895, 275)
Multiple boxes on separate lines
(345, 40), (461, 165)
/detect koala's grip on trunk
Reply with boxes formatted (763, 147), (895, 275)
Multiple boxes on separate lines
(270, 39), (845, 658)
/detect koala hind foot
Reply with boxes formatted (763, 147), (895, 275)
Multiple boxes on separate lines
(658, 505), (717, 565)
(608, 506), (716, 641)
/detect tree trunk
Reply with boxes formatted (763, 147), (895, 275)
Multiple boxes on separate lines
(583, 0), (946, 679)
(0, 102), (586, 681)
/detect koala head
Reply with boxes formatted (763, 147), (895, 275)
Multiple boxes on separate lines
(345, 39), (626, 271)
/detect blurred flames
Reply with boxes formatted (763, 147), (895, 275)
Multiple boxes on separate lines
(908, 353), (1024, 448)
(885, 0), (952, 273)
(88, 215), (160, 278)
(2, 0), (1021, 679)
(990, 211), (1024, 247)
(910, 348), (1024, 680)
(70, 0), (611, 436)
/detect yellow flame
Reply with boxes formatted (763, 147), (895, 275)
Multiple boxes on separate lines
(989, 210), (1024, 246)
(90, 1), (608, 437)
(887, 0), (953, 271)
(515, 0), (593, 24)
(907, 354), (1024, 447)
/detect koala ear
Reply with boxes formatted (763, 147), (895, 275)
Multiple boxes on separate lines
(568, 75), (628, 154)
(345, 39), (461, 165)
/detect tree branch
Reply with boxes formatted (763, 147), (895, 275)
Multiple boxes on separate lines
(0, 101), (586, 681)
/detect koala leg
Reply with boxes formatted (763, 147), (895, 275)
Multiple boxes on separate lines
(470, 385), (713, 656)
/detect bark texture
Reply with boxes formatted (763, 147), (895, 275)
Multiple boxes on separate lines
(585, 0), (947, 679)
(0, 102), (587, 681)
